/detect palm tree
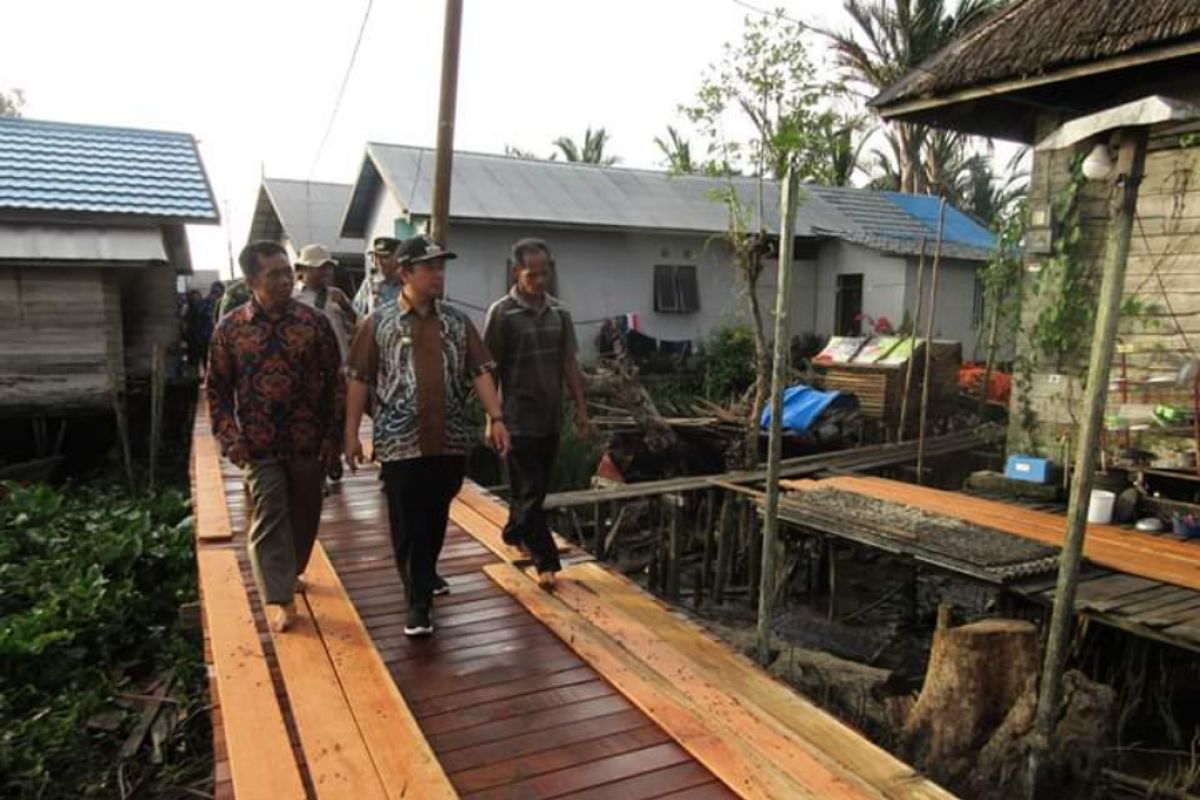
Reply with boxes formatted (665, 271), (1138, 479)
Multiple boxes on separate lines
(553, 127), (619, 166)
(820, 0), (1002, 192)
(503, 144), (540, 160)
(815, 113), (873, 186)
(654, 126), (695, 174)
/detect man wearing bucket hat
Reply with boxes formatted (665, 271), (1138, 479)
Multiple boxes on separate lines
(294, 243), (357, 360)
(353, 236), (404, 317)
(344, 235), (510, 637)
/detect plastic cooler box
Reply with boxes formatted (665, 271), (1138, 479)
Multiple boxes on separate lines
(1005, 455), (1052, 484)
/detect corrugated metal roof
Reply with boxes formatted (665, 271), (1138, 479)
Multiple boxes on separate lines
(0, 117), (219, 222)
(342, 144), (994, 260)
(249, 178), (363, 255)
(0, 224), (167, 263)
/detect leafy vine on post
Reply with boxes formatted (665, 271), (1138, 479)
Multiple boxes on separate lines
(681, 7), (840, 468)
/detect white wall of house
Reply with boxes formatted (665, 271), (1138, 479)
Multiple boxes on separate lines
(902, 256), (985, 360)
(365, 189), (980, 360)
(813, 240), (908, 335)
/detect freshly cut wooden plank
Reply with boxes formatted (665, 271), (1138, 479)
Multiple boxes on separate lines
(449, 499), (530, 562)
(484, 562), (881, 800)
(556, 563), (953, 800)
(196, 547), (305, 799)
(303, 546), (458, 800)
(267, 591), (389, 799)
(455, 482), (573, 551)
(192, 418), (234, 542)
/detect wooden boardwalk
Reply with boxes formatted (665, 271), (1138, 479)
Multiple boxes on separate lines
(192, 412), (952, 799)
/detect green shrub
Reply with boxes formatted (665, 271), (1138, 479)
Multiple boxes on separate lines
(0, 482), (205, 798)
(701, 324), (757, 403)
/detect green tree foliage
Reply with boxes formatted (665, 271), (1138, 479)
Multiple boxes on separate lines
(552, 126), (619, 165)
(820, 0), (1002, 193)
(682, 10), (840, 181)
(702, 324), (758, 403)
(654, 126), (695, 174)
(0, 483), (206, 798)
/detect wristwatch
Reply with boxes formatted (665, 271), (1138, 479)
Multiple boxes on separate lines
(488, 413), (505, 424)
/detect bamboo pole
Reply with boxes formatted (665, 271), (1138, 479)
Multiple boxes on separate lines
(429, 0), (463, 245)
(898, 239), (928, 440)
(916, 201), (947, 484)
(1029, 127), (1149, 799)
(756, 164), (800, 665)
(149, 345), (165, 491)
(978, 279), (1004, 417)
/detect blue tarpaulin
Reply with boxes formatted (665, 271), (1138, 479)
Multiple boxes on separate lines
(760, 385), (857, 433)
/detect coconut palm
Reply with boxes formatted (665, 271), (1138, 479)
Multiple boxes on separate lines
(820, 0), (1002, 192)
(553, 127), (620, 166)
(815, 113), (873, 186)
(654, 126), (695, 174)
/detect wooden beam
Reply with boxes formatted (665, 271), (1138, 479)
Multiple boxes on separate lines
(192, 427), (234, 542)
(552, 563), (954, 800)
(483, 562), (879, 800)
(303, 546), (458, 799)
(197, 547), (306, 800)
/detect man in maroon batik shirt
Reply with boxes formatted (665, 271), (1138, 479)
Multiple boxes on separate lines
(207, 240), (344, 632)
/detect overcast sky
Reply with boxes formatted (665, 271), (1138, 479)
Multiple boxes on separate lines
(6, 0), (932, 278)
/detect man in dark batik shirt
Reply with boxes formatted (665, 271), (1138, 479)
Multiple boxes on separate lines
(207, 240), (344, 632)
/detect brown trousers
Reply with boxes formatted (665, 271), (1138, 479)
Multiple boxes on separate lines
(244, 459), (324, 605)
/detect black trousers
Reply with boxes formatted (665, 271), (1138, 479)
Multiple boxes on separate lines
(503, 435), (562, 574)
(381, 456), (466, 609)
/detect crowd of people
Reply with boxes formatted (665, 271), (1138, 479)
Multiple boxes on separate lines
(204, 234), (590, 636)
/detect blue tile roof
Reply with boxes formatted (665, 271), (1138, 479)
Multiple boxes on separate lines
(883, 192), (994, 250)
(0, 117), (219, 222)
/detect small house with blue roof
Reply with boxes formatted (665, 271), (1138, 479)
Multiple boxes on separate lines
(0, 116), (218, 415)
(337, 143), (995, 360)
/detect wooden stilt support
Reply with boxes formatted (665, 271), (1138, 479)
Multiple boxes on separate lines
(1029, 127), (1149, 798)
(916, 200), (947, 485)
(714, 493), (734, 604)
(898, 239), (927, 441)
(827, 539), (838, 623)
(149, 345), (165, 491)
(701, 489), (715, 599)
(666, 495), (682, 601)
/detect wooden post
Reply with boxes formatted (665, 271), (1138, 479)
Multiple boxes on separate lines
(757, 164), (800, 665)
(978, 274), (1005, 417)
(429, 0), (463, 245)
(108, 360), (134, 494)
(666, 494), (683, 600)
(714, 492), (734, 604)
(149, 345), (165, 491)
(826, 539), (837, 623)
(592, 501), (603, 559)
(898, 239), (927, 440)
(701, 489), (715, 598)
(916, 201), (947, 484)
(1029, 127), (1149, 798)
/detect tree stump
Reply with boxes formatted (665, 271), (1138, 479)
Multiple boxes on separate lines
(902, 619), (1039, 783)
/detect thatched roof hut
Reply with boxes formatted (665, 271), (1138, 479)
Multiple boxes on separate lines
(872, 0), (1200, 141)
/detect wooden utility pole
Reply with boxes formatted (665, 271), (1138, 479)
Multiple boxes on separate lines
(1028, 127), (1148, 797)
(429, 0), (463, 245)
(756, 164), (800, 666)
(916, 200), (947, 483)
(898, 239), (927, 440)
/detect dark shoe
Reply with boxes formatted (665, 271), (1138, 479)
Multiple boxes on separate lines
(432, 575), (451, 596)
(404, 606), (433, 637)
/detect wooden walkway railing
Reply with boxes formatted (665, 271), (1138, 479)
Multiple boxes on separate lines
(191, 409), (954, 799)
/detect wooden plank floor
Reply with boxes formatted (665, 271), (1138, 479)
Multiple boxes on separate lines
(214, 458), (737, 799)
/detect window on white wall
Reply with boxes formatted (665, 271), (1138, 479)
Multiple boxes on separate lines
(654, 265), (699, 313)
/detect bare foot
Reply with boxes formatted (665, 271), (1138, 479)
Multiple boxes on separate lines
(537, 571), (557, 591)
(294, 576), (307, 594)
(268, 602), (296, 632)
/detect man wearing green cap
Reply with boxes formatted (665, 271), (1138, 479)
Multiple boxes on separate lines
(353, 236), (404, 317)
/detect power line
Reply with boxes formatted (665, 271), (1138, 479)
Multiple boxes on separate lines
(309, 0), (376, 178)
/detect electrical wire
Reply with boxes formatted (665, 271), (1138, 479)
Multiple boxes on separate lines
(308, 0), (376, 178)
